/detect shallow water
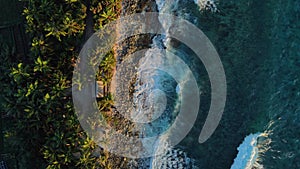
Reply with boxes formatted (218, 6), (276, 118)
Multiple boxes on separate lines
(115, 0), (300, 168)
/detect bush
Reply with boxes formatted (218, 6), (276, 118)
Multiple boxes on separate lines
(3, 0), (121, 168)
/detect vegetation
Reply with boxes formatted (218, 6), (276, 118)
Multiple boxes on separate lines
(1, 0), (121, 168)
(1, 0), (299, 168)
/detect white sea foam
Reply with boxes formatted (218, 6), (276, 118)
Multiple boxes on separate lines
(194, 0), (218, 12)
(231, 133), (264, 169)
(133, 0), (219, 167)
(146, 0), (197, 168)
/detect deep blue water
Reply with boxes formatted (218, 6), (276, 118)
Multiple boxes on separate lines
(147, 0), (300, 168)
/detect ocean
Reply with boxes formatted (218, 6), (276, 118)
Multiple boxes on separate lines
(115, 0), (300, 168)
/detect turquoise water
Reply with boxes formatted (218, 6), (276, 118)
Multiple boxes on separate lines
(147, 0), (300, 168)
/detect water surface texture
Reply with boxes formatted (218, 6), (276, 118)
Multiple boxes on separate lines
(77, 0), (300, 168)
(139, 0), (300, 168)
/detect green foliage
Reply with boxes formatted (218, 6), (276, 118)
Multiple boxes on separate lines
(91, 0), (121, 30)
(2, 0), (122, 168)
(97, 51), (116, 87)
(0, 38), (15, 154)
